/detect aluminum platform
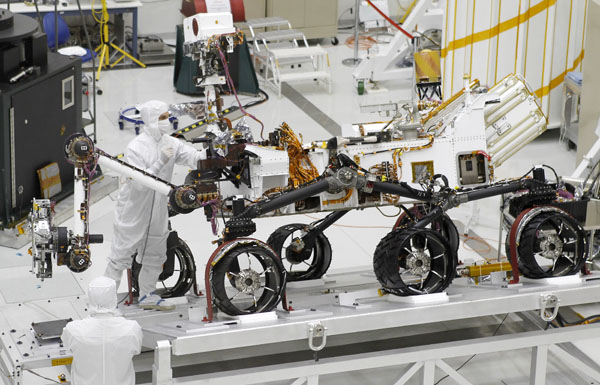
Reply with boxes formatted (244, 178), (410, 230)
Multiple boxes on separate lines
(2, 267), (600, 384)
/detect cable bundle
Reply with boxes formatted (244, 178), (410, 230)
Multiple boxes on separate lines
(278, 123), (319, 187)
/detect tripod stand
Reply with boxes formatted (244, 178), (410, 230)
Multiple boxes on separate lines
(93, 0), (145, 80)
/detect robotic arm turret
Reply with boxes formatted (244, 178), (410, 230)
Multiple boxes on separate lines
(29, 134), (209, 280)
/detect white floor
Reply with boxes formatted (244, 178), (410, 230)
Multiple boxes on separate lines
(1, 32), (599, 384)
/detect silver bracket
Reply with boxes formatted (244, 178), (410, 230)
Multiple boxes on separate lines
(307, 322), (328, 352)
(540, 293), (560, 322)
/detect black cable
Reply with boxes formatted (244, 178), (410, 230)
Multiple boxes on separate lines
(518, 166), (535, 181)
(554, 311), (600, 326)
(230, 88), (269, 110)
(243, 88), (269, 109)
(117, 292), (130, 305)
(540, 164), (559, 183)
(434, 313), (509, 384)
(25, 369), (60, 384)
(399, 204), (416, 223)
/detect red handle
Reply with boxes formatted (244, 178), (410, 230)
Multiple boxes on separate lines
(365, 0), (414, 40)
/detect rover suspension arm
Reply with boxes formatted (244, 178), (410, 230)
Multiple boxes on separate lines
(412, 176), (549, 230)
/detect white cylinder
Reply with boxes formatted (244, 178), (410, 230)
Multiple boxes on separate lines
(98, 156), (172, 196)
(73, 169), (86, 237)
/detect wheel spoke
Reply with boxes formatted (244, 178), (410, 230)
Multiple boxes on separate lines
(432, 253), (444, 260)
(561, 254), (575, 265)
(534, 251), (545, 259)
(558, 222), (565, 235)
(247, 252), (252, 269)
(431, 270), (443, 279)
(252, 293), (258, 307)
(263, 286), (276, 293)
(229, 291), (242, 301)
(260, 266), (274, 276)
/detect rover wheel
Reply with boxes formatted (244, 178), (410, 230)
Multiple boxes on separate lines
(211, 241), (286, 315)
(267, 223), (332, 281)
(394, 204), (460, 253)
(132, 233), (196, 298)
(513, 211), (586, 278)
(373, 228), (457, 295)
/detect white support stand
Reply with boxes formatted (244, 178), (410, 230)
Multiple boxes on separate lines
(387, 292), (449, 305)
(530, 345), (549, 385)
(149, 324), (600, 385)
(153, 340), (172, 385)
(221, 311), (278, 325)
(352, 0), (443, 86)
(529, 275), (584, 287)
(265, 46), (332, 97)
(336, 288), (381, 308)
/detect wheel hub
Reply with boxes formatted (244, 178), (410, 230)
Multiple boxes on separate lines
(286, 237), (309, 264)
(539, 233), (563, 259)
(234, 269), (262, 294)
(405, 249), (431, 276)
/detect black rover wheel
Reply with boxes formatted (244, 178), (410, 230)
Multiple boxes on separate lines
(394, 204), (460, 253)
(211, 242), (286, 315)
(267, 223), (332, 281)
(132, 232), (196, 298)
(513, 211), (586, 278)
(373, 228), (457, 295)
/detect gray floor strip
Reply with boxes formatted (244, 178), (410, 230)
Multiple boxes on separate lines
(281, 82), (342, 136)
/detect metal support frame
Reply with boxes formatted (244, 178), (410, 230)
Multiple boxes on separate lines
(5, 270), (600, 384)
(150, 323), (600, 385)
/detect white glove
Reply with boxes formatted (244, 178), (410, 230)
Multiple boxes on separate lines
(158, 143), (175, 165)
(149, 143), (174, 175)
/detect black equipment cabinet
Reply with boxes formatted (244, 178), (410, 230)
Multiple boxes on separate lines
(0, 53), (82, 227)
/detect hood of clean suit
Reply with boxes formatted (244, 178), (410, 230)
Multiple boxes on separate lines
(88, 276), (119, 316)
(139, 100), (169, 142)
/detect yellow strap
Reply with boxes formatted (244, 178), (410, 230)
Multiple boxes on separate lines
(534, 49), (584, 98)
(442, 0), (556, 58)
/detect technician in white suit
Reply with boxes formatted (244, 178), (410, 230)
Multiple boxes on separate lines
(61, 277), (143, 385)
(104, 100), (206, 310)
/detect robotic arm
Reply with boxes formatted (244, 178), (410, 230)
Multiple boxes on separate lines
(29, 134), (209, 280)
